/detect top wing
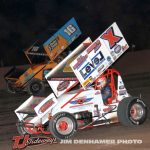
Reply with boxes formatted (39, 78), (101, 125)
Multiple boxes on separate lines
(43, 18), (82, 61)
(45, 37), (92, 97)
(70, 22), (129, 89)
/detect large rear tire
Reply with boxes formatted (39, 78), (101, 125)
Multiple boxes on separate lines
(117, 97), (147, 126)
(49, 112), (77, 140)
(17, 117), (38, 135)
(27, 79), (45, 96)
(6, 80), (16, 93)
(17, 121), (27, 135)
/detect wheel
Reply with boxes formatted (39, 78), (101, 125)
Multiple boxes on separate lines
(17, 117), (38, 135)
(17, 121), (27, 135)
(27, 79), (45, 95)
(49, 112), (77, 140)
(117, 97), (147, 126)
(6, 80), (16, 93)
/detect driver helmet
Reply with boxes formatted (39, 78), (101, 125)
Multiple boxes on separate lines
(96, 77), (107, 90)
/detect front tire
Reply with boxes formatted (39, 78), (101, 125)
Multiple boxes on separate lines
(117, 97), (147, 126)
(49, 112), (77, 140)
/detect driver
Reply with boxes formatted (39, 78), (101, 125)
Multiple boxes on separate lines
(96, 77), (112, 104)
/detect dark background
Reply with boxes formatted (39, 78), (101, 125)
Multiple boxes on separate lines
(0, 0), (149, 66)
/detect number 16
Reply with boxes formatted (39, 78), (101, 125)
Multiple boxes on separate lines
(64, 24), (76, 36)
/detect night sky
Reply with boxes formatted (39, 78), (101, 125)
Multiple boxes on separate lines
(0, 0), (149, 66)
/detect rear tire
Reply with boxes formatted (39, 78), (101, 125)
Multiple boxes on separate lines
(6, 80), (16, 93)
(49, 112), (77, 140)
(27, 79), (45, 96)
(17, 121), (27, 135)
(17, 117), (38, 135)
(117, 97), (147, 126)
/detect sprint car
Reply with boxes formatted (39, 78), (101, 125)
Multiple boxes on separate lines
(15, 22), (147, 140)
(15, 68), (147, 140)
(4, 18), (81, 95)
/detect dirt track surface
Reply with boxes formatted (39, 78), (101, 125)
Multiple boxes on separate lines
(0, 85), (150, 150)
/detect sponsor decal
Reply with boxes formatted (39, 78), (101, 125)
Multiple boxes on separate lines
(110, 51), (115, 57)
(12, 135), (57, 149)
(79, 51), (105, 80)
(48, 37), (59, 51)
(107, 56), (112, 62)
(83, 78), (92, 86)
(101, 27), (122, 49)
(110, 51), (117, 60)
(57, 81), (70, 91)
(73, 54), (88, 70)
(50, 78), (78, 81)
(86, 40), (101, 54)
(119, 90), (127, 95)
(114, 45), (122, 54)
(98, 64), (105, 72)
(122, 44), (129, 51)
(70, 97), (93, 104)
(69, 102), (93, 108)
(38, 99), (54, 114)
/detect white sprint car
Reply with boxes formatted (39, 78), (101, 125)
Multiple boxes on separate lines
(15, 68), (147, 139)
(15, 22), (147, 140)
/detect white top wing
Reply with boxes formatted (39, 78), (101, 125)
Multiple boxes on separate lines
(70, 22), (129, 89)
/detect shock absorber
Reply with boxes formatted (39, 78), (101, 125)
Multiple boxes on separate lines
(94, 104), (100, 117)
